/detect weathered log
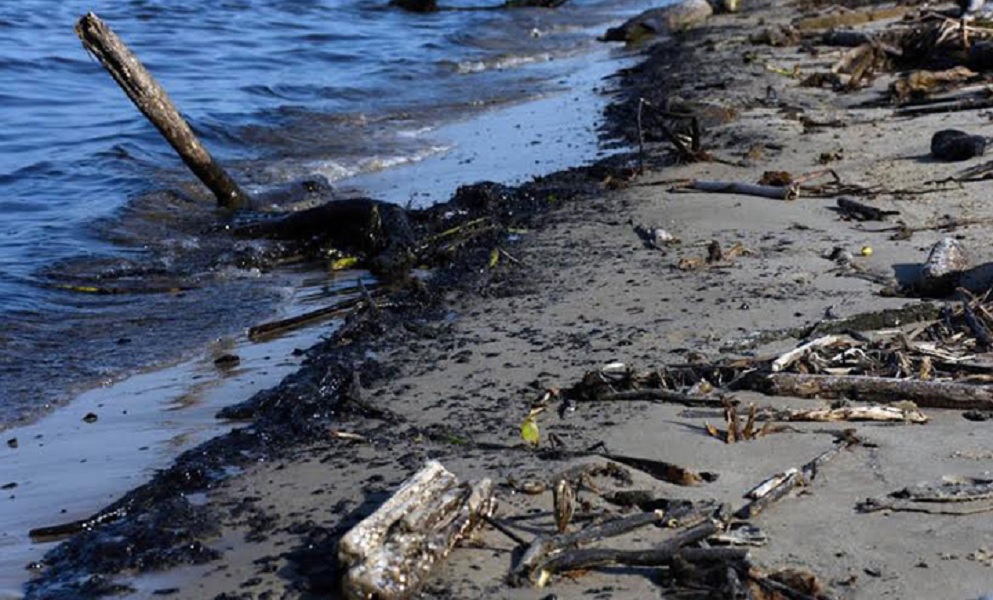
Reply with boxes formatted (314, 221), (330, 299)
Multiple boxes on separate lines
(859, 476), (993, 514)
(743, 372), (993, 410)
(339, 461), (495, 600)
(511, 510), (668, 585)
(530, 520), (719, 587)
(896, 97), (993, 117)
(684, 180), (799, 200)
(736, 470), (802, 519)
(75, 13), (248, 210)
(785, 405), (928, 424)
(921, 237), (970, 288)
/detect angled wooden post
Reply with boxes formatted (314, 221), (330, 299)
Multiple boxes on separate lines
(75, 12), (249, 210)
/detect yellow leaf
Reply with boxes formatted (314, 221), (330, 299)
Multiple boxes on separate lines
(521, 417), (540, 447)
(331, 256), (359, 271)
(489, 248), (500, 268)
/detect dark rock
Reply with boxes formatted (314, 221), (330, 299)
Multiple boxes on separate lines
(213, 354), (240, 369)
(931, 129), (987, 161)
(82, 412), (98, 423)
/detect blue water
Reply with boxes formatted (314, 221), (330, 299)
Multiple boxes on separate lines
(0, 0), (651, 426)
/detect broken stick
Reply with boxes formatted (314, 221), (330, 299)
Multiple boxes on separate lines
(530, 520), (719, 587)
(682, 179), (799, 200)
(75, 13), (249, 209)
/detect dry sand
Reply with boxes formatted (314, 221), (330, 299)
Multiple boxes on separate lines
(24, 1), (993, 598)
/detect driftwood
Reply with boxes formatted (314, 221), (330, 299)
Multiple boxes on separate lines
(338, 461), (495, 600)
(530, 520), (719, 587)
(511, 510), (668, 585)
(736, 437), (857, 519)
(896, 97), (993, 117)
(910, 238), (993, 297)
(921, 237), (970, 290)
(710, 523), (767, 547)
(681, 179), (799, 200)
(793, 6), (908, 31)
(744, 371), (993, 410)
(29, 506), (128, 543)
(785, 405), (928, 424)
(75, 13), (248, 210)
(736, 470), (803, 519)
(859, 476), (993, 515)
(771, 335), (849, 372)
(247, 294), (371, 341)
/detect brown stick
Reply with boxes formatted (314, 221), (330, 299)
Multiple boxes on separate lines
(75, 13), (249, 209)
(745, 371), (993, 410)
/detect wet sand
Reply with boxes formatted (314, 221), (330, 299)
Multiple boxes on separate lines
(19, 0), (993, 598)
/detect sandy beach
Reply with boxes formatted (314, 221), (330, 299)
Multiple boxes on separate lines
(20, 0), (993, 598)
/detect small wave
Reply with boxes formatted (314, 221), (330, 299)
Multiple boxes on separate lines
(307, 144), (451, 183)
(448, 52), (552, 74)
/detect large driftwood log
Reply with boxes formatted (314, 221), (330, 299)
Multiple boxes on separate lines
(75, 13), (248, 210)
(338, 461), (495, 600)
(785, 405), (929, 424)
(744, 372), (993, 410)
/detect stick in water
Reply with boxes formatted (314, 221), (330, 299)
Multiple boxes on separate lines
(75, 13), (249, 209)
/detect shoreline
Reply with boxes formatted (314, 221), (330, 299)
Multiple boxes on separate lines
(19, 1), (993, 599)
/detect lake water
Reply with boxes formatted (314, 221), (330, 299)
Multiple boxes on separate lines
(0, 0), (653, 428)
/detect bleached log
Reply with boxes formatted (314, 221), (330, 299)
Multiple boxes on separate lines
(745, 468), (799, 500)
(746, 372), (993, 410)
(686, 180), (799, 200)
(786, 405), (928, 424)
(531, 520), (719, 587)
(770, 335), (847, 372)
(339, 461), (495, 600)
